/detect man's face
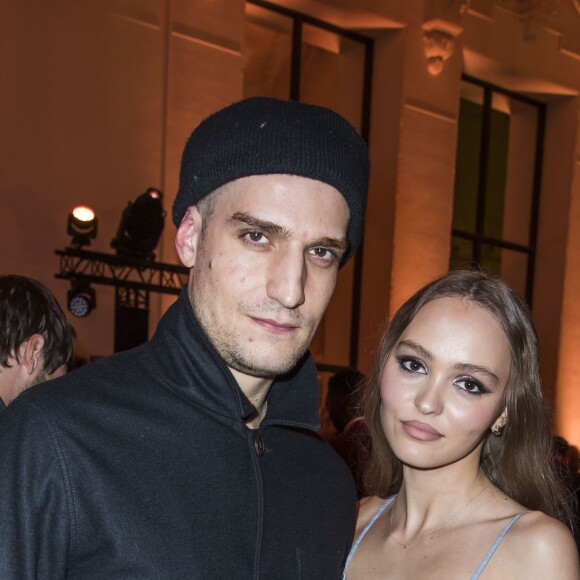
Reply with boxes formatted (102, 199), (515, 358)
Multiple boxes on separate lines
(181, 174), (350, 380)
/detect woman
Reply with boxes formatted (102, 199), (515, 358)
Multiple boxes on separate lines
(343, 270), (579, 579)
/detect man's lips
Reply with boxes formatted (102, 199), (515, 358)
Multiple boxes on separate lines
(251, 317), (299, 333)
(401, 420), (444, 441)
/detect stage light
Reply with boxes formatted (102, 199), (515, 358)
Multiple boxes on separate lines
(111, 188), (165, 260)
(67, 281), (96, 318)
(67, 205), (98, 248)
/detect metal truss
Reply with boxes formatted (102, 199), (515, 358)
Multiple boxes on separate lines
(115, 286), (150, 310)
(55, 248), (189, 296)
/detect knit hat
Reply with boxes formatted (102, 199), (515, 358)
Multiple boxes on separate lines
(172, 96), (370, 264)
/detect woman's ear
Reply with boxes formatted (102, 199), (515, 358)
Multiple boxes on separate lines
(497, 406), (508, 428)
(490, 407), (508, 436)
(175, 206), (203, 268)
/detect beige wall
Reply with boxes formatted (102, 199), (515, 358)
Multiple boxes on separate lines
(1, 0), (245, 360)
(458, 1), (580, 444)
(2, 0), (167, 359)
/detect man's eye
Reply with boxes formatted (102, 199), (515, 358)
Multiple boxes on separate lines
(244, 231), (268, 244)
(309, 247), (337, 261)
(398, 357), (426, 375)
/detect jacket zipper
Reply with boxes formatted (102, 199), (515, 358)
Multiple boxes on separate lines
(249, 428), (265, 580)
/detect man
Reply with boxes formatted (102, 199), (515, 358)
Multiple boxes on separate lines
(0, 275), (74, 410)
(0, 97), (369, 578)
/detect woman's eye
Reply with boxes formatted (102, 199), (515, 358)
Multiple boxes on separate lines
(398, 357), (426, 375)
(455, 378), (487, 395)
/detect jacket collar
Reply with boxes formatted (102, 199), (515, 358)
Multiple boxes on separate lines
(144, 288), (321, 431)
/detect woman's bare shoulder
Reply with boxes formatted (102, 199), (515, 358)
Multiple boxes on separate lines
(354, 495), (392, 536)
(505, 511), (579, 579)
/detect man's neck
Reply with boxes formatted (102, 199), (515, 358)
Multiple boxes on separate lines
(229, 368), (273, 429)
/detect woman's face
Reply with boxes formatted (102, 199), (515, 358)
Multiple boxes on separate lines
(379, 296), (511, 471)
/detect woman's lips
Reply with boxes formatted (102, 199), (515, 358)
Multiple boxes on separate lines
(401, 420), (444, 442)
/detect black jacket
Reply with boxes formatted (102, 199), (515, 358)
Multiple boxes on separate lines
(0, 290), (356, 579)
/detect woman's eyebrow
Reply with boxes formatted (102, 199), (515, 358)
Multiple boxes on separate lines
(397, 339), (501, 384)
(452, 362), (500, 385)
(397, 339), (433, 360)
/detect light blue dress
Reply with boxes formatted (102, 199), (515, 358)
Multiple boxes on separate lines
(342, 496), (529, 579)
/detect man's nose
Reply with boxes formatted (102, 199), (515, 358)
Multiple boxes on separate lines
(266, 247), (306, 309)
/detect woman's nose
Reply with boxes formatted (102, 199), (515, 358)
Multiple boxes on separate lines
(414, 379), (443, 415)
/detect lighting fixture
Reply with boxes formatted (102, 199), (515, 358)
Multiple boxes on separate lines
(111, 188), (165, 260)
(67, 205), (98, 248)
(67, 281), (96, 318)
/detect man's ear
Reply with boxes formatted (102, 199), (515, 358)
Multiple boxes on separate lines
(175, 206), (203, 268)
(18, 334), (45, 376)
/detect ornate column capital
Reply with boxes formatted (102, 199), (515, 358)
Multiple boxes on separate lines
(422, 19), (464, 75)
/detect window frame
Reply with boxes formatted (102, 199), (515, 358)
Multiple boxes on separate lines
(452, 73), (546, 306)
(246, 0), (374, 371)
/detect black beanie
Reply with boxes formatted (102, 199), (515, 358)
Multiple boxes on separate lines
(172, 97), (370, 264)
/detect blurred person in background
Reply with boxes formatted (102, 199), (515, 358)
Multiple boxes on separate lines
(0, 274), (75, 410)
(553, 435), (580, 554)
(327, 369), (372, 498)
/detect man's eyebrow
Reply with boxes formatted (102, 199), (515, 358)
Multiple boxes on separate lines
(397, 339), (500, 384)
(315, 236), (349, 253)
(227, 211), (349, 253)
(227, 212), (289, 237)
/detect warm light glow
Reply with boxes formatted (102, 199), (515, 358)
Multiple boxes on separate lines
(67, 205), (98, 248)
(72, 205), (96, 222)
(148, 190), (161, 200)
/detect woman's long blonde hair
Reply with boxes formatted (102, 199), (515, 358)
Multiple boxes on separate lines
(363, 269), (575, 528)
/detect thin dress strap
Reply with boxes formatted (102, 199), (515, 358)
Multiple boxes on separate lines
(342, 496), (396, 579)
(471, 511), (531, 580)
